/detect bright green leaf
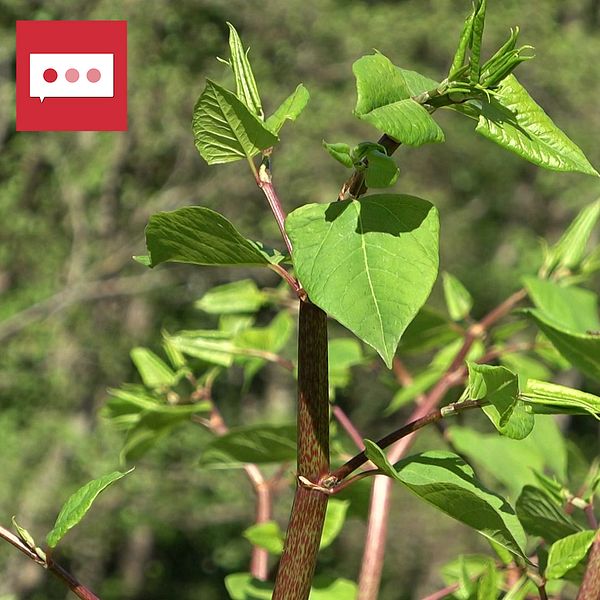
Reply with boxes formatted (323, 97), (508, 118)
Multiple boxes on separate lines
(165, 330), (236, 367)
(521, 379), (600, 419)
(524, 309), (600, 381)
(225, 573), (273, 600)
(477, 561), (499, 600)
(449, 9), (475, 79)
(199, 423), (296, 468)
(546, 530), (596, 580)
(516, 485), (583, 543)
(323, 141), (354, 169)
(467, 363), (533, 439)
(364, 151), (399, 188)
(46, 469), (133, 548)
(398, 307), (461, 354)
(469, 0), (487, 84)
(544, 199), (600, 275)
(475, 76), (598, 176)
(353, 54), (444, 146)
(448, 416), (567, 497)
(145, 207), (272, 268)
(364, 442), (527, 557)
(195, 279), (268, 314)
(130, 347), (178, 389)
(329, 338), (364, 390)
(286, 194), (439, 368)
(226, 23), (262, 117)
(192, 79), (277, 164)
(320, 499), (350, 549)
(443, 272), (473, 321)
(243, 521), (284, 555)
(523, 277), (600, 333)
(12, 517), (35, 549)
(265, 84), (310, 134)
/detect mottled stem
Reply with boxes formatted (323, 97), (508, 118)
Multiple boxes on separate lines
(272, 301), (329, 600)
(577, 528), (600, 600)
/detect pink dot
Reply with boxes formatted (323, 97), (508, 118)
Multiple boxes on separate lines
(43, 68), (57, 83)
(86, 68), (101, 83)
(65, 68), (79, 82)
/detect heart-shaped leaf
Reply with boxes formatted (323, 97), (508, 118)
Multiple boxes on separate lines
(286, 194), (439, 367)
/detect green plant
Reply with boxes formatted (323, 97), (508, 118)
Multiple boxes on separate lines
(2, 2), (600, 599)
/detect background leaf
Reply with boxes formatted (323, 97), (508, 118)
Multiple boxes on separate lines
(199, 423), (296, 468)
(145, 207), (272, 268)
(286, 194), (439, 367)
(242, 521), (284, 555)
(443, 272), (473, 321)
(545, 530), (596, 580)
(364, 442), (527, 557)
(130, 347), (178, 389)
(195, 279), (268, 314)
(46, 469), (133, 548)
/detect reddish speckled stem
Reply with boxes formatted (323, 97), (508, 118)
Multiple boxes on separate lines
(272, 300), (329, 600)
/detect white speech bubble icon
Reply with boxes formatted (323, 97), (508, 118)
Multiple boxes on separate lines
(30, 53), (114, 102)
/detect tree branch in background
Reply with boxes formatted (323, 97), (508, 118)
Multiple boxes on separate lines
(191, 378), (273, 581)
(0, 525), (100, 600)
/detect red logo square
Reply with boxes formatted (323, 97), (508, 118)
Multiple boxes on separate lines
(16, 20), (127, 131)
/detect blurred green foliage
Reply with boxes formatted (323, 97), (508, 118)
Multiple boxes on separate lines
(0, 0), (599, 598)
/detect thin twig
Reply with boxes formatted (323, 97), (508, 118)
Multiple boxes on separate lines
(0, 525), (100, 600)
(328, 400), (483, 483)
(420, 582), (460, 600)
(332, 404), (365, 451)
(256, 162), (293, 256)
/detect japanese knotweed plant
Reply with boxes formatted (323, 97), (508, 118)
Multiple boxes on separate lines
(2, 3), (600, 600)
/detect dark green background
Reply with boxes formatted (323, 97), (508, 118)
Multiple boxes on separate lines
(0, 1), (598, 598)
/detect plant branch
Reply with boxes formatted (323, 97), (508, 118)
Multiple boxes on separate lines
(332, 404), (365, 451)
(256, 161), (294, 256)
(328, 399), (483, 484)
(0, 525), (100, 600)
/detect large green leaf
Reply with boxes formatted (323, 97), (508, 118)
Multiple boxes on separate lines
(286, 194), (439, 367)
(199, 423), (296, 468)
(226, 23), (262, 117)
(524, 309), (600, 381)
(516, 485), (583, 543)
(364, 442), (527, 557)
(46, 469), (133, 548)
(523, 277), (600, 333)
(353, 54), (444, 146)
(145, 207), (272, 268)
(475, 75), (598, 176)
(192, 79), (277, 164)
(467, 363), (534, 439)
(546, 530), (596, 580)
(265, 84), (310, 134)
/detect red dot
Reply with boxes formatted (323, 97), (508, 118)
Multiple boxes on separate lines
(87, 68), (101, 83)
(65, 68), (79, 82)
(43, 68), (57, 83)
